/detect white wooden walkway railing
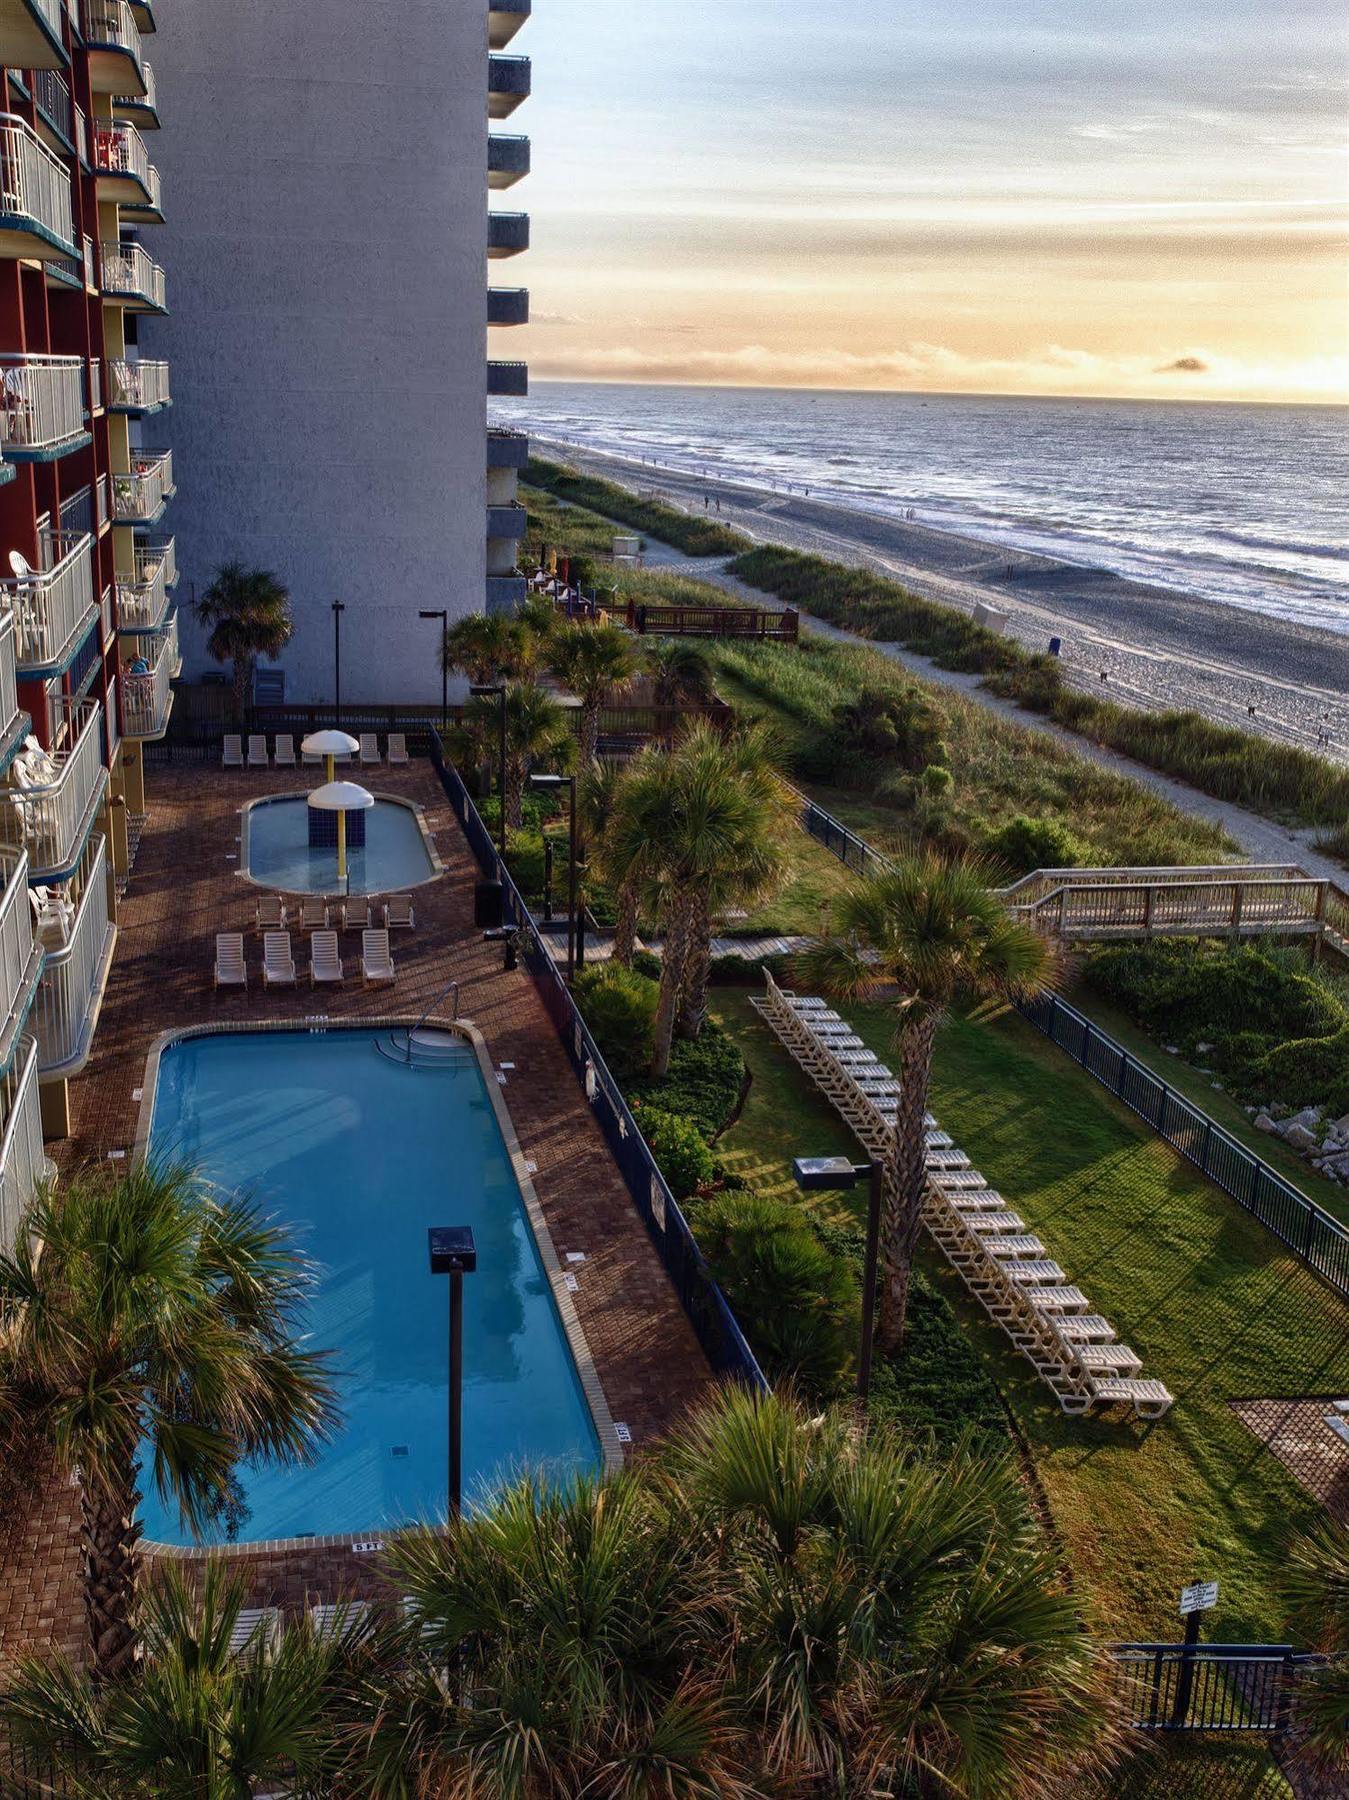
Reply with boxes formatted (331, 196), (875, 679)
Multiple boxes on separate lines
(34, 832), (114, 1077)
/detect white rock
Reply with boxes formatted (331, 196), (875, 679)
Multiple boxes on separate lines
(1254, 1113), (1276, 1133)
(1281, 1122), (1319, 1153)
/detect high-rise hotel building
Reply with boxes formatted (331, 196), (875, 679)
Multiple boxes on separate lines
(148, 0), (533, 705)
(0, 0), (177, 1182)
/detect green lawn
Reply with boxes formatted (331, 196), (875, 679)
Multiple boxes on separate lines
(709, 989), (1349, 1647)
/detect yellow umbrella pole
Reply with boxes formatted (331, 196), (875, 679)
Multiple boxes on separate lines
(337, 808), (347, 884)
(326, 753), (335, 783)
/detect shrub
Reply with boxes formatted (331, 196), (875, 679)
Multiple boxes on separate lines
(821, 686), (948, 780)
(983, 813), (1088, 876)
(629, 1018), (746, 1138)
(694, 1192), (859, 1394)
(503, 829), (547, 901)
(573, 964), (658, 1079)
(869, 1274), (1009, 1450)
(636, 1106), (716, 1201)
(1085, 940), (1344, 1053)
(1254, 1025), (1349, 1116)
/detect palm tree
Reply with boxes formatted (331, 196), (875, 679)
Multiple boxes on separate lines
(645, 641), (715, 736)
(1280, 1518), (1349, 1786)
(440, 612), (534, 687)
(458, 679), (572, 828)
(0, 1163), (339, 1681)
(580, 757), (643, 965)
(607, 723), (790, 1070)
(1, 1561), (377, 1798)
(796, 853), (1057, 1353)
(549, 621), (636, 766)
(376, 1387), (1113, 1797)
(194, 563), (293, 725)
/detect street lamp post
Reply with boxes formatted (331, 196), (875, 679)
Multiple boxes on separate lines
(418, 608), (449, 729)
(793, 1155), (884, 1406)
(469, 682), (508, 860)
(542, 835), (554, 923)
(428, 1226), (477, 1518)
(331, 601), (346, 727)
(529, 772), (578, 983)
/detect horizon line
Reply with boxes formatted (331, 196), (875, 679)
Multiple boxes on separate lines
(520, 375), (1349, 410)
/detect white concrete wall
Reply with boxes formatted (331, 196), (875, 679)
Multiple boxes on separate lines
(147, 1), (488, 704)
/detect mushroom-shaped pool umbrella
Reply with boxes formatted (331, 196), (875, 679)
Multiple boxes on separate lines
(308, 779), (375, 885)
(300, 729), (360, 784)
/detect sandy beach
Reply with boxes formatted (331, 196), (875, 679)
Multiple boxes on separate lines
(535, 437), (1349, 767)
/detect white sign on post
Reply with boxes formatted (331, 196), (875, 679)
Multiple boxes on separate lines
(1179, 1581), (1219, 1617)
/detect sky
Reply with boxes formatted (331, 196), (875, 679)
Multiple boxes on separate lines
(508, 0), (1349, 402)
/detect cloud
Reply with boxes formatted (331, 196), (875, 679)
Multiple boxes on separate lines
(529, 310), (587, 327)
(1156, 355), (1209, 372)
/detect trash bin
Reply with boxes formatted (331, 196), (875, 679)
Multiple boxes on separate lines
(474, 880), (504, 929)
(1048, 636), (1062, 657)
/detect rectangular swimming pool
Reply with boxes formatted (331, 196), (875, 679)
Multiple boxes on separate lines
(139, 1027), (603, 1547)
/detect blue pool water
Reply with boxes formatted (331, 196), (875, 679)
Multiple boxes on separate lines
(140, 1029), (601, 1546)
(245, 796), (436, 894)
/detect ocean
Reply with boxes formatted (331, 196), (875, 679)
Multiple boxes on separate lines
(495, 383), (1349, 639)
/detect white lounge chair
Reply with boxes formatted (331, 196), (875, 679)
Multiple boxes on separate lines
(297, 895), (328, 931)
(229, 1607), (282, 1658)
(309, 1601), (373, 1644)
(302, 744), (322, 766)
(387, 733), (409, 765)
(361, 928), (395, 985)
(222, 734), (244, 768)
(255, 895), (286, 932)
(214, 932), (246, 989)
(359, 733), (380, 765)
(340, 895), (382, 931)
(247, 735), (269, 767)
(262, 931), (297, 986)
(385, 894), (415, 931)
(310, 930), (343, 985)
(274, 733), (296, 766)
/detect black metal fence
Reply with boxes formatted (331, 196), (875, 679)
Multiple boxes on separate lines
(1019, 990), (1349, 1300)
(1108, 1642), (1317, 1734)
(796, 789), (892, 880)
(426, 734), (768, 1392)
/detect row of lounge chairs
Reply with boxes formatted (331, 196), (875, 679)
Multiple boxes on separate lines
(254, 894), (415, 933)
(222, 734), (410, 768)
(215, 929), (396, 989)
(753, 972), (1173, 1421)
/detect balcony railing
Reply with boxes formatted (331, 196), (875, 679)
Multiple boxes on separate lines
(4, 701), (107, 879)
(112, 447), (172, 522)
(0, 851), (42, 1063)
(92, 118), (159, 211)
(99, 237), (165, 308)
(0, 1038), (49, 1257)
(31, 67), (73, 147)
(0, 112), (75, 255)
(488, 133), (530, 185)
(113, 56), (155, 120)
(487, 359), (528, 397)
(104, 671), (118, 761)
(487, 54), (531, 116)
(486, 426), (530, 470)
(82, 0), (146, 96)
(119, 609), (175, 737)
(488, 286), (529, 326)
(2, 529), (95, 673)
(0, 610), (22, 758)
(115, 535), (173, 629)
(487, 502), (528, 540)
(106, 355), (169, 411)
(488, 210), (529, 256)
(34, 831), (114, 1078)
(0, 354), (87, 457)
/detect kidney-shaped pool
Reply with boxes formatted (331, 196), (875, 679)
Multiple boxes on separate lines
(242, 795), (439, 895)
(138, 1027), (605, 1548)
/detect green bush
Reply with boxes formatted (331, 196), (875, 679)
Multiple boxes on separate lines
(636, 1106), (716, 1201)
(694, 1192), (859, 1394)
(1254, 1025), (1349, 1116)
(808, 685), (948, 785)
(870, 1275), (1009, 1449)
(503, 829), (547, 901)
(1085, 940), (1343, 1054)
(983, 813), (1088, 875)
(573, 964), (658, 1079)
(628, 1017), (746, 1138)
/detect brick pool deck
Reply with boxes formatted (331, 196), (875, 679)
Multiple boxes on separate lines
(0, 757), (714, 1671)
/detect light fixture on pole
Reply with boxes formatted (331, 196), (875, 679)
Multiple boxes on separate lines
(468, 682), (508, 860)
(793, 1155), (883, 1405)
(529, 772), (578, 983)
(299, 728), (360, 786)
(307, 779), (374, 890)
(419, 608), (449, 729)
(428, 1226), (476, 1518)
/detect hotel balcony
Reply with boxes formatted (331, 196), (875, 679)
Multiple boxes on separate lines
(112, 58), (157, 129)
(488, 286), (529, 326)
(2, 701), (108, 881)
(128, 0), (155, 32)
(115, 535), (174, 631)
(106, 355), (170, 413)
(0, 1037), (52, 1256)
(488, 133), (530, 188)
(0, 0), (66, 71)
(488, 210), (529, 257)
(99, 238), (166, 311)
(119, 608), (177, 739)
(83, 0), (148, 99)
(487, 359), (528, 397)
(0, 846), (43, 1045)
(487, 426), (530, 471)
(488, 0), (530, 50)
(93, 120), (162, 221)
(31, 68), (79, 158)
(0, 610), (29, 773)
(2, 529), (96, 675)
(0, 113), (75, 259)
(487, 502), (527, 542)
(34, 831), (115, 1080)
(486, 574), (526, 616)
(0, 354), (91, 461)
(488, 54), (530, 119)
(112, 447), (173, 524)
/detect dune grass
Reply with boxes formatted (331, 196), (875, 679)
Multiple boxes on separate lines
(526, 456), (753, 557)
